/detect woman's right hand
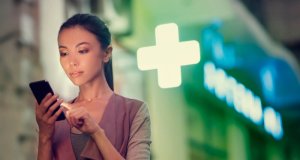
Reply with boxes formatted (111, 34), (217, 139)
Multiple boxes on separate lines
(35, 93), (64, 140)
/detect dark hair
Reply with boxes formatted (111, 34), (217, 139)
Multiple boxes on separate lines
(59, 13), (114, 90)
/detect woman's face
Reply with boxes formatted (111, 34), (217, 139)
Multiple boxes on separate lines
(58, 26), (111, 86)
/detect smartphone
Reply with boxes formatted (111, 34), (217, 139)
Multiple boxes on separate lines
(29, 80), (65, 121)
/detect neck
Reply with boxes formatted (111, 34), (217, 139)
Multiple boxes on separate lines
(77, 75), (113, 102)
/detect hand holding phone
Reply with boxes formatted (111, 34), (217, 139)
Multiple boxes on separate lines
(29, 80), (65, 121)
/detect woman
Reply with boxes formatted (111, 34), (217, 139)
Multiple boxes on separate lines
(35, 13), (151, 160)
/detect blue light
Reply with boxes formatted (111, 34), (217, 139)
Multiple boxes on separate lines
(201, 21), (236, 69)
(233, 83), (245, 114)
(264, 107), (284, 140)
(214, 69), (227, 100)
(204, 62), (216, 92)
(260, 58), (300, 106)
(225, 77), (237, 107)
(204, 61), (283, 139)
(251, 96), (263, 125)
(261, 67), (275, 100)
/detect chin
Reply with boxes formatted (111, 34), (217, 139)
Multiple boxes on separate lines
(70, 79), (85, 86)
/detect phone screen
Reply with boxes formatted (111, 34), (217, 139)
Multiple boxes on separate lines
(29, 80), (65, 121)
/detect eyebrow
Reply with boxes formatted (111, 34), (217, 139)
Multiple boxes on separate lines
(59, 42), (91, 49)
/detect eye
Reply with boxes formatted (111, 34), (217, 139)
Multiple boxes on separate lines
(78, 49), (89, 54)
(59, 51), (68, 57)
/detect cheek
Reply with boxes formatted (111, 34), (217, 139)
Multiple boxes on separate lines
(89, 53), (102, 64)
(86, 56), (102, 72)
(87, 58), (100, 69)
(60, 59), (68, 71)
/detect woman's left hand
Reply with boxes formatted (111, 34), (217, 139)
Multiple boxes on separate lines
(63, 104), (101, 135)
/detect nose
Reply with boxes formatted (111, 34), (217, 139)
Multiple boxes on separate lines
(70, 61), (78, 67)
(68, 54), (79, 67)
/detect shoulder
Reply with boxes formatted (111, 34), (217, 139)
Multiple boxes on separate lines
(113, 93), (148, 120)
(114, 94), (145, 111)
(114, 94), (144, 106)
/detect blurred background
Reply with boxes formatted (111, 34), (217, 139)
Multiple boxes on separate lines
(0, 0), (300, 159)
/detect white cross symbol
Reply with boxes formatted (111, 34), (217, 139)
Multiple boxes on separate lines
(137, 23), (200, 88)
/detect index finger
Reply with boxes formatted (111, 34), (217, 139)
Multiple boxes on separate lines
(61, 102), (71, 111)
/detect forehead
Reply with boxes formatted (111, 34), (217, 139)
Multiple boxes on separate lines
(58, 26), (99, 46)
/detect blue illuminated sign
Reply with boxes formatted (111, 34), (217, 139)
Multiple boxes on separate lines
(202, 21), (300, 107)
(204, 61), (284, 140)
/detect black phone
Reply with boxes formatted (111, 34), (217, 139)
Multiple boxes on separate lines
(29, 80), (65, 121)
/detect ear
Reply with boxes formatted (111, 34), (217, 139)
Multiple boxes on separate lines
(103, 45), (112, 63)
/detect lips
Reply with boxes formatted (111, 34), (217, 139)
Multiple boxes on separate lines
(70, 71), (83, 78)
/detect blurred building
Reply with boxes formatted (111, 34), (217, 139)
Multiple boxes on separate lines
(0, 0), (299, 160)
